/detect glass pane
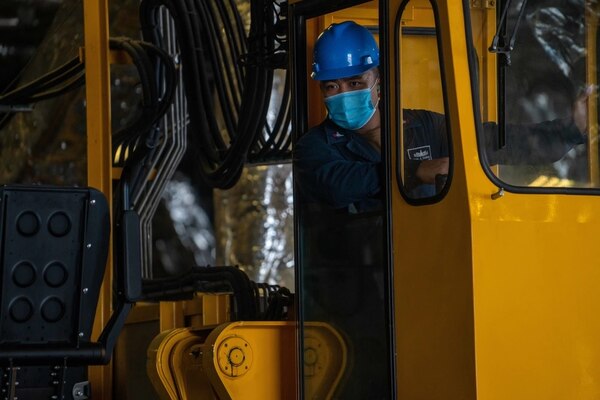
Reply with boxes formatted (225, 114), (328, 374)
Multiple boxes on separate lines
(294, 5), (393, 399)
(397, 0), (451, 199)
(475, 1), (600, 189)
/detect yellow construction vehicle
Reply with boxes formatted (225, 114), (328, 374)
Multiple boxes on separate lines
(1, 0), (600, 399)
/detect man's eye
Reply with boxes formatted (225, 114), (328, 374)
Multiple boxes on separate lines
(350, 81), (362, 87)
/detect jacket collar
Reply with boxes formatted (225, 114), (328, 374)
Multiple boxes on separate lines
(322, 119), (380, 162)
(323, 119), (348, 144)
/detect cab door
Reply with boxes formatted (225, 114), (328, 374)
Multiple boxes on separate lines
(387, 0), (477, 398)
(289, 1), (395, 399)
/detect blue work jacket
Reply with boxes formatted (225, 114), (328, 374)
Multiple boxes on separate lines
(294, 109), (449, 212)
(294, 118), (383, 212)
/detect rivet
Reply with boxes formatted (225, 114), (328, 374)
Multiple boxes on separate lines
(78, 332), (84, 337)
(82, 288), (88, 294)
(90, 200), (96, 205)
(86, 243), (92, 249)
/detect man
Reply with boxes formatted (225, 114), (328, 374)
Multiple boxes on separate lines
(295, 21), (589, 212)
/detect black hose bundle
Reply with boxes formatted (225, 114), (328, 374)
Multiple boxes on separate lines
(0, 55), (86, 130)
(110, 37), (178, 160)
(0, 38), (178, 178)
(139, 0), (291, 190)
(140, 266), (256, 319)
(140, 265), (291, 321)
(244, 0), (291, 163)
(0, 56), (85, 107)
(251, 282), (292, 320)
(110, 37), (179, 205)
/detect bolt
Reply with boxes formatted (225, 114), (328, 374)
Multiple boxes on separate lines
(82, 288), (88, 294)
(86, 243), (92, 249)
(90, 200), (96, 205)
(78, 332), (84, 337)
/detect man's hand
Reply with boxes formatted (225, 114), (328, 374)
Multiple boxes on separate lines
(416, 157), (449, 184)
(573, 85), (594, 134)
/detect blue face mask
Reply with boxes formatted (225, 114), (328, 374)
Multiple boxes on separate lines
(324, 82), (378, 130)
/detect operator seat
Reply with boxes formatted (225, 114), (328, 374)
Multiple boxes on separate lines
(0, 185), (110, 400)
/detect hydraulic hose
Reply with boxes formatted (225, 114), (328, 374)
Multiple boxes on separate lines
(139, 0), (291, 189)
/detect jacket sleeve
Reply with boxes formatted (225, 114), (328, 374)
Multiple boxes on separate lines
(294, 133), (381, 209)
(483, 118), (586, 165)
(402, 110), (449, 192)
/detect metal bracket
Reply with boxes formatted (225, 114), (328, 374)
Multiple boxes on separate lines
(491, 187), (505, 200)
(2, 367), (18, 400)
(72, 381), (90, 400)
(472, 0), (496, 8)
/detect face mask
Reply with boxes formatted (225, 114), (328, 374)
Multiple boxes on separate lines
(324, 81), (378, 130)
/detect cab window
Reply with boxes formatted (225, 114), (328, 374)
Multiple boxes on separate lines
(471, 1), (599, 189)
(396, 0), (452, 201)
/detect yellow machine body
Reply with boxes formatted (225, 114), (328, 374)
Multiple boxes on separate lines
(147, 321), (346, 400)
(388, 1), (600, 399)
(73, 0), (600, 398)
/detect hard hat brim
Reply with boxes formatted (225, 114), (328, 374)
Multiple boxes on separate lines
(311, 63), (379, 81)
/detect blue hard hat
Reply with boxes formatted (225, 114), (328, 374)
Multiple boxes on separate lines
(311, 21), (379, 81)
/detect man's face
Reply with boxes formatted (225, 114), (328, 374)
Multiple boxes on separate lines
(319, 68), (379, 102)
